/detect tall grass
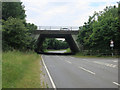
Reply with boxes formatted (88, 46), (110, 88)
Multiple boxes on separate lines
(2, 51), (42, 88)
(0, 51), (2, 89)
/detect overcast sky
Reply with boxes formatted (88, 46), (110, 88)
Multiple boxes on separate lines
(21, 0), (118, 27)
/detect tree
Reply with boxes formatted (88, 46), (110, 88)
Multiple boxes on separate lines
(118, 2), (120, 32)
(42, 38), (69, 51)
(2, 2), (26, 20)
(2, 2), (38, 51)
(25, 23), (37, 50)
(2, 17), (28, 51)
(77, 5), (120, 55)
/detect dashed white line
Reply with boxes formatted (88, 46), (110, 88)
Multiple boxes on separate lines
(78, 66), (96, 75)
(66, 60), (72, 64)
(113, 61), (118, 62)
(113, 82), (120, 86)
(82, 59), (87, 60)
(41, 55), (56, 89)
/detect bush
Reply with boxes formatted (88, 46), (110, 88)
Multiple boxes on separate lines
(2, 17), (31, 51)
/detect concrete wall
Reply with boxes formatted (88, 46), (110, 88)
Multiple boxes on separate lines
(65, 34), (79, 53)
(35, 34), (45, 52)
(72, 35), (80, 50)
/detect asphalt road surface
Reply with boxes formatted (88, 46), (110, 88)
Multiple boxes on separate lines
(42, 54), (119, 88)
(47, 50), (67, 53)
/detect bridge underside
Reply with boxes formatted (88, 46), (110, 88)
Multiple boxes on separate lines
(34, 30), (80, 54)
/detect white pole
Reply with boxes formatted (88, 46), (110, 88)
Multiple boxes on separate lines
(111, 47), (113, 57)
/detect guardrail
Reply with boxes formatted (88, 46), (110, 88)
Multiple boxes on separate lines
(37, 26), (79, 31)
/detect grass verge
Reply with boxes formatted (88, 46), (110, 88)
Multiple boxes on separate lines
(73, 52), (119, 58)
(2, 51), (43, 88)
(64, 48), (71, 53)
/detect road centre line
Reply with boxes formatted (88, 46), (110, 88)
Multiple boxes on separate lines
(41, 55), (56, 89)
(78, 66), (96, 75)
(65, 60), (72, 64)
(113, 82), (120, 86)
(64, 58), (95, 75)
(113, 61), (118, 62)
(82, 59), (87, 60)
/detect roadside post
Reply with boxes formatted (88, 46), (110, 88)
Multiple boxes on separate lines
(110, 40), (114, 56)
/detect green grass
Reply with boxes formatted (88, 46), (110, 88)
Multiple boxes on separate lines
(65, 48), (71, 53)
(73, 52), (119, 58)
(0, 52), (1, 90)
(2, 51), (43, 88)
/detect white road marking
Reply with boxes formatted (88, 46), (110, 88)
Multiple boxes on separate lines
(81, 59), (91, 62)
(93, 61), (117, 68)
(41, 55), (56, 89)
(78, 66), (95, 75)
(66, 60), (72, 64)
(113, 82), (120, 86)
(82, 59), (87, 60)
(113, 61), (118, 62)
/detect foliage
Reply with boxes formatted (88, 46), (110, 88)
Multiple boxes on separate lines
(2, 2), (37, 51)
(77, 5), (120, 55)
(2, 2), (26, 20)
(2, 17), (37, 51)
(43, 38), (69, 50)
(64, 48), (71, 53)
(2, 17), (27, 51)
(118, 2), (120, 32)
(25, 23), (37, 50)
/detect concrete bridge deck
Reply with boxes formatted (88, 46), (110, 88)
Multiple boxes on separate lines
(34, 30), (79, 35)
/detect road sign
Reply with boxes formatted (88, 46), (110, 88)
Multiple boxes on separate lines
(110, 40), (114, 47)
(110, 40), (114, 44)
(110, 44), (114, 47)
(110, 40), (114, 56)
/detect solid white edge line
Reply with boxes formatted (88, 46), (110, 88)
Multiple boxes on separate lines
(113, 82), (120, 86)
(41, 55), (56, 89)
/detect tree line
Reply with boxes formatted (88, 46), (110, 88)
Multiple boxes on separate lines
(77, 4), (120, 55)
(42, 38), (69, 50)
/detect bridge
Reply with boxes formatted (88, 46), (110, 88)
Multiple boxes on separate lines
(34, 26), (80, 54)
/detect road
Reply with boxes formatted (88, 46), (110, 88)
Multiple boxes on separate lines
(42, 54), (119, 88)
(47, 50), (67, 53)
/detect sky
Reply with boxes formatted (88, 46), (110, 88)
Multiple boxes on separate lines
(21, 0), (118, 27)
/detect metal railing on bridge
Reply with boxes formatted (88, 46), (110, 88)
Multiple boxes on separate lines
(37, 26), (79, 31)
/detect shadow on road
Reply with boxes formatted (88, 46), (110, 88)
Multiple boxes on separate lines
(36, 52), (75, 55)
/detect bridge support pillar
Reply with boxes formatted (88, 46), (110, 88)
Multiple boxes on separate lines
(72, 35), (80, 50)
(65, 34), (80, 53)
(35, 34), (45, 53)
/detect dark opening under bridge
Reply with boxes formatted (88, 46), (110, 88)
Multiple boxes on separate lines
(34, 26), (80, 54)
